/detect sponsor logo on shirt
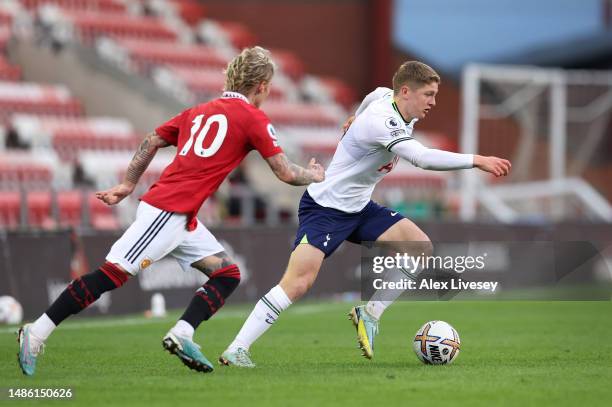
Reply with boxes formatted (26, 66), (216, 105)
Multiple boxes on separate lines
(390, 129), (406, 138)
(378, 156), (400, 173)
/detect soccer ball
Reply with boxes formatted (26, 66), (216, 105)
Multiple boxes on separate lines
(413, 320), (460, 365)
(0, 296), (23, 325)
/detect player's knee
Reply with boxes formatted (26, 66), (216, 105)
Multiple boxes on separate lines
(100, 261), (131, 287)
(292, 273), (316, 298)
(209, 264), (241, 295)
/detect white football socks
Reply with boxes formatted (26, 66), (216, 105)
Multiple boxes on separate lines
(30, 313), (56, 342)
(366, 267), (421, 320)
(170, 320), (195, 340)
(365, 300), (393, 320)
(228, 285), (292, 351)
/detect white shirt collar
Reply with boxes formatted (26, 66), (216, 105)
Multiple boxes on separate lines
(222, 91), (250, 104)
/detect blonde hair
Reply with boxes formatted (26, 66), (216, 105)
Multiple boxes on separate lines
(392, 61), (440, 95)
(224, 46), (275, 95)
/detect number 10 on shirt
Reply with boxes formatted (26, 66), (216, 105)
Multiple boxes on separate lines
(179, 114), (228, 157)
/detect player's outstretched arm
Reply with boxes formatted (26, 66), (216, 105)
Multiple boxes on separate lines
(96, 132), (171, 205)
(392, 139), (511, 177)
(265, 153), (325, 186)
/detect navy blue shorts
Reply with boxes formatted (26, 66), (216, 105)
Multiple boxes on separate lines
(293, 191), (405, 258)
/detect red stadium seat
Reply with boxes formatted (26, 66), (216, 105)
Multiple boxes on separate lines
(52, 132), (141, 161)
(0, 10), (13, 26)
(18, 165), (52, 188)
(26, 190), (53, 228)
(65, 11), (177, 43)
(57, 190), (83, 227)
(23, 0), (126, 12)
(270, 49), (305, 80)
(116, 38), (228, 71)
(88, 194), (119, 230)
(0, 162), (53, 189)
(0, 82), (82, 124)
(168, 66), (286, 100)
(0, 190), (20, 229)
(0, 60), (21, 81)
(0, 25), (13, 52)
(262, 102), (341, 127)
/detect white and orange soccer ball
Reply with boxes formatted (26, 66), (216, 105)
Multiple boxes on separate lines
(413, 320), (461, 365)
(0, 296), (23, 325)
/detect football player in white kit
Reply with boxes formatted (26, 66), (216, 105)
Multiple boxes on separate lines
(220, 61), (511, 367)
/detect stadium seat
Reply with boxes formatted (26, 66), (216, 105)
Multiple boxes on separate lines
(57, 189), (83, 227)
(262, 102), (342, 127)
(0, 57), (22, 81)
(0, 25), (13, 51)
(0, 9), (13, 26)
(115, 38), (229, 72)
(0, 82), (82, 124)
(0, 150), (60, 189)
(52, 132), (141, 161)
(88, 194), (119, 230)
(11, 114), (140, 152)
(0, 190), (20, 228)
(64, 11), (178, 43)
(168, 66), (286, 100)
(22, 0), (126, 12)
(0, 163), (52, 190)
(269, 49), (305, 80)
(26, 190), (53, 228)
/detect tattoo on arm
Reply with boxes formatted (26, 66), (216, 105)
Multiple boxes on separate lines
(266, 153), (317, 186)
(124, 132), (170, 185)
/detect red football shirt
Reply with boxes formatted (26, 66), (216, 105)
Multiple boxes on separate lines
(141, 92), (283, 229)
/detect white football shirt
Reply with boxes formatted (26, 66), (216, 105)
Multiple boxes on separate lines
(308, 87), (473, 213)
(308, 87), (416, 212)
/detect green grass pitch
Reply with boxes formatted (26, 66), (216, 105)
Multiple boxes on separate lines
(1, 300), (611, 406)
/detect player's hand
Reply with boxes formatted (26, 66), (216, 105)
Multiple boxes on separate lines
(95, 183), (135, 205)
(341, 115), (355, 135)
(474, 155), (511, 177)
(307, 158), (325, 182)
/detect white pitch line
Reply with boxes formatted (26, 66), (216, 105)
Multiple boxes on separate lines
(0, 302), (343, 334)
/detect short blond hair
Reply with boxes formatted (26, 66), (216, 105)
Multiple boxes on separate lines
(392, 61), (440, 95)
(224, 46), (275, 95)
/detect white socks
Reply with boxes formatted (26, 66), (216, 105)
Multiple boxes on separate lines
(366, 267), (421, 320)
(365, 300), (392, 320)
(228, 285), (292, 351)
(30, 313), (56, 342)
(170, 320), (195, 340)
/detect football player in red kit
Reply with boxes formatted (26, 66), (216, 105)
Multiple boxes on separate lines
(17, 46), (325, 375)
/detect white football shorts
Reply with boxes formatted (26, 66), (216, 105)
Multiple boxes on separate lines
(106, 201), (225, 275)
